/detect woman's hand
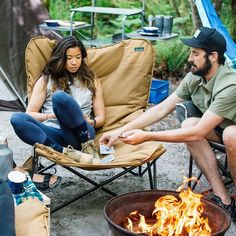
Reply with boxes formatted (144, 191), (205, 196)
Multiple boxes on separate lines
(119, 129), (149, 145)
(83, 114), (95, 126)
(83, 114), (90, 123)
(47, 113), (56, 120)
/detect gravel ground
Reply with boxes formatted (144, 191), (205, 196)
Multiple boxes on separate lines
(1, 88), (236, 235)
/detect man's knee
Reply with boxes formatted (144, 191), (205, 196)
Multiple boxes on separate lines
(223, 126), (236, 147)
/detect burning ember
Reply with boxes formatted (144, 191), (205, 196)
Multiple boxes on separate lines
(125, 177), (211, 236)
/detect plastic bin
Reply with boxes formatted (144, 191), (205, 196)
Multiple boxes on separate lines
(149, 79), (169, 104)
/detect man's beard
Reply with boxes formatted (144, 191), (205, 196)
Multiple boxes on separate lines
(189, 56), (212, 77)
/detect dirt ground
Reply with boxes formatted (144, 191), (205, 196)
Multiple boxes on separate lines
(1, 106), (236, 235)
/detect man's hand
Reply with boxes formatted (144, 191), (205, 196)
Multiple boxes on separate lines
(99, 130), (121, 148)
(119, 129), (149, 145)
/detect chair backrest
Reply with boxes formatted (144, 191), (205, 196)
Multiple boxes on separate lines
(25, 37), (57, 99)
(25, 37), (155, 133)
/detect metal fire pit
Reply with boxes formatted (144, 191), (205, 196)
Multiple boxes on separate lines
(104, 190), (231, 236)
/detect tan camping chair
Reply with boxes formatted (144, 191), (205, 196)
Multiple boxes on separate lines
(25, 36), (166, 212)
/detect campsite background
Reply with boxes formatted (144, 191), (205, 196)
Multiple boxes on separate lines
(0, 0), (236, 235)
(0, 0), (236, 112)
(45, 0), (236, 81)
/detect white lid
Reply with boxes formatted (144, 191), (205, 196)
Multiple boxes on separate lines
(8, 171), (26, 183)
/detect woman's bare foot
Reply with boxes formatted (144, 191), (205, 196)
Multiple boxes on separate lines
(13, 166), (61, 189)
(32, 173), (59, 187)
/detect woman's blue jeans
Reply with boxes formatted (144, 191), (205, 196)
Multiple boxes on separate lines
(10, 91), (95, 150)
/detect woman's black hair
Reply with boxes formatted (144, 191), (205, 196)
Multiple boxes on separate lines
(43, 36), (95, 94)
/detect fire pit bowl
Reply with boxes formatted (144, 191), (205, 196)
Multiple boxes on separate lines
(104, 190), (231, 236)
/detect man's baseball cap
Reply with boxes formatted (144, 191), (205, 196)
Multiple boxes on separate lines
(181, 27), (226, 55)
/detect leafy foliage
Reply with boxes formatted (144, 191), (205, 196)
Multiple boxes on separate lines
(43, 0), (235, 80)
(221, 1), (232, 29)
(154, 39), (189, 80)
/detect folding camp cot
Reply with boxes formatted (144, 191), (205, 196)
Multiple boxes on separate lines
(25, 36), (166, 213)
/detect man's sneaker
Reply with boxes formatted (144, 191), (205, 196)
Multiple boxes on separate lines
(211, 195), (236, 221)
(63, 145), (99, 164)
(81, 140), (100, 159)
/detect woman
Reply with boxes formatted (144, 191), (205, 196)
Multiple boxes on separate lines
(11, 36), (105, 188)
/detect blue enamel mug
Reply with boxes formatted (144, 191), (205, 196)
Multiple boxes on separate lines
(7, 171), (27, 194)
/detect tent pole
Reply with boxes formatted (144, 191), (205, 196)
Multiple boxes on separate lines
(0, 66), (26, 109)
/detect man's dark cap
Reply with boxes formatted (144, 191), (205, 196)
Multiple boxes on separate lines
(181, 27), (226, 55)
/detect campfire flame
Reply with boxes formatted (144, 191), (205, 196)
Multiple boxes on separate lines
(125, 177), (211, 236)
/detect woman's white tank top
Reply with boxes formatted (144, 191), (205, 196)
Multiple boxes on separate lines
(42, 77), (93, 128)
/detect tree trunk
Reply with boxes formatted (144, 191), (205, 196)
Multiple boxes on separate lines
(41, 0), (49, 9)
(168, 0), (180, 17)
(231, 0), (236, 42)
(189, 0), (201, 31)
(213, 0), (223, 16)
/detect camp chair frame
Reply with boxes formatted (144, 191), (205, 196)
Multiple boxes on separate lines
(32, 146), (160, 213)
(25, 36), (166, 213)
(188, 141), (233, 192)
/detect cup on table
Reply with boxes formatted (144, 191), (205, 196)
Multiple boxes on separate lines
(163, 15), (174, 36)
(7, 171), (27, 194)
(155, 15), (164, 35)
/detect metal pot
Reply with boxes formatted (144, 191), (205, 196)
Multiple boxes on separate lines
(104, 190), (231, 236)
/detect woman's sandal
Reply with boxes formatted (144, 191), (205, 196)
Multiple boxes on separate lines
(28, 171), (62, 190)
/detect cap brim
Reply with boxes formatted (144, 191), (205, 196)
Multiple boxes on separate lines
(180, 37), (205, 49)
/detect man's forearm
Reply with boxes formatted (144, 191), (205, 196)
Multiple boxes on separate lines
(116, 92), (181, 136)
(119, 104), (168, 134)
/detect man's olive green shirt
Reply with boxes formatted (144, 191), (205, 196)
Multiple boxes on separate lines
(175, 65), (236, 129)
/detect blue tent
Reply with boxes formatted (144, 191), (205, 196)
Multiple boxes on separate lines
(194, 0), (236, 68)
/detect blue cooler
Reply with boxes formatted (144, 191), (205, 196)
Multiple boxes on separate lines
(149, 79), (169, 104)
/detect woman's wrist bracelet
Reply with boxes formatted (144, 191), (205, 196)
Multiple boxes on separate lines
(93, 118), (96, 128)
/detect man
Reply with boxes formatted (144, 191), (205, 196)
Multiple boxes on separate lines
(99, 27), (236, 220)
